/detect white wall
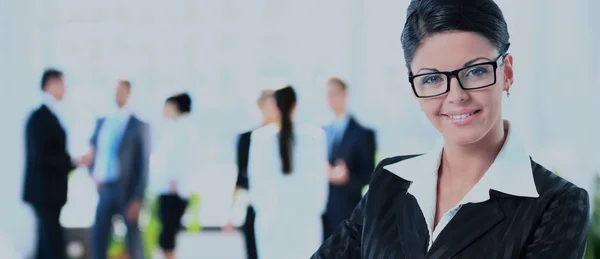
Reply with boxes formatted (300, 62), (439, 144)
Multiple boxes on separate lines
(1, 0), (50, 256)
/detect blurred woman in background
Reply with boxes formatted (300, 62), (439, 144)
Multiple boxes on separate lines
(248, 86), (328, 259)
(154, 93), (197, 259)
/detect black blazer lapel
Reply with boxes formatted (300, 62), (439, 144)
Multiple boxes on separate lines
(426, 197), (505, 259)
(396, 193), (429, 259)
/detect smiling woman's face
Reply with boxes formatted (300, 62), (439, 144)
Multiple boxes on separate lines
(410, 31), (514, 145)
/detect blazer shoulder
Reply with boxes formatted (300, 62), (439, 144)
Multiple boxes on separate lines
(25, 107), (43, 128)
(28, 105), (59, 126)
(33, 105), (54, 118)
(369, 155), (423, 184)
(530, 159), (589, 199)
(130, 115), (145, 124)
(348, 116), (374, 132)
(27, 106), (44, 119)
(92, 117), (106, 127)
(237, 131), (252, 149)
(240, 130), (253, 140)
(360, 155), (420, 203)
(378, 154), (423, 168)
(130, 116), (149, 130)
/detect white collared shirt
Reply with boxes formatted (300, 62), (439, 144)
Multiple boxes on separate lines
(383, 121), (539, 251)
(42, 92), (67, 129)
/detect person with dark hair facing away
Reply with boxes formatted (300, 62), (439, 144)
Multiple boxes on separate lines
(153, 92), (197, 259)
(23, 68), (88, 259)
(322, 77), (376, 240)
(81, 80), (151, 259)
(313, 0), (589, 258)
(224, 89), (278, 259)
(248, 86), (328, 259)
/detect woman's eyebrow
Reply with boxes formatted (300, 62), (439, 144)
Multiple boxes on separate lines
(416, 68), (439, 74)
(463, 57), (493, 67)
(415, 57), (494, 74)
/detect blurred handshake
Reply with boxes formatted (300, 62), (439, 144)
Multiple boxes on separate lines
(73, 148), (95, 168)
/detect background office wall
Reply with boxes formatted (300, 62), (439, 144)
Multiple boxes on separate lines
(0, 0), (598, 257)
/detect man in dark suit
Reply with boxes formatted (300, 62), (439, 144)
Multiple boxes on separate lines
(225, 89), (277, 259)
(323, 78), (377, 239)
(82, 80), (150, 259)
(23, 68), (84, 259)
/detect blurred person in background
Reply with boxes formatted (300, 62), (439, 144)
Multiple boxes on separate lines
(225, 89), (277, 259)
(23, 68), (86, 259)
(248, 86), (328, 259)
(313, 0), (589, 257)
(322, 77), (376, 240)
(153, 93), (197, 259)
(83, 80), (151, 259)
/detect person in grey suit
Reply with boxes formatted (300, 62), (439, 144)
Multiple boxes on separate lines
(83, 80), (151, 259)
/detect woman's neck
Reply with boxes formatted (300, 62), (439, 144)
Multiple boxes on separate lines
(440, 120), (507, 184)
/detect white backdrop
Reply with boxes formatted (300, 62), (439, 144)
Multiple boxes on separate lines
(1, 0), (599, 257)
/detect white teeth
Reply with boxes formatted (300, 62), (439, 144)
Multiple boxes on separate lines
(449, 112), (474, 119)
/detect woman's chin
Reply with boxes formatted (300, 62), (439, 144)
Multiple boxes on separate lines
(442, 128), (487, 146)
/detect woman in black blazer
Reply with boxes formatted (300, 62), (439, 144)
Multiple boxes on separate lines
(312, 0), (590, 258)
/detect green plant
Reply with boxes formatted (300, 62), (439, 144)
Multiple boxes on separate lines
(107, 193), (203, 258)
(107, 196), (161, 259)
(143, 197), (161, 258)
(186, 194), (202, 233)
(585, 173), (600, 259)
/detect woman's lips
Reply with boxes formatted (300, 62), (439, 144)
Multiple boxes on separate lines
(442, 109), (481, 126)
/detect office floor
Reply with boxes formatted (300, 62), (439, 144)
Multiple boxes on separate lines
(153, 232), (246, 259)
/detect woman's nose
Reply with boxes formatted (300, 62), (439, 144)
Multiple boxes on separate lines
(446, 77), (469, 104)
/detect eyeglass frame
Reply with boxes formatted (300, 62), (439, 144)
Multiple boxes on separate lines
(408, 54), (508, 98)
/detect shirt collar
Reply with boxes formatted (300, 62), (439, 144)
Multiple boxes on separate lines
(384, 120), (539, 203)
(331, 114), (350, 130)
(170, 114), (191, 129)
(176, 114), (190, 123)
(111, 106), (132, 120)
(42, 92), (60, 115)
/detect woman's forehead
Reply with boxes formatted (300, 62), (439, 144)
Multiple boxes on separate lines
(411, 31), (498, 72)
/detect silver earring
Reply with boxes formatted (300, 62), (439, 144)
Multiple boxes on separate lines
(506, 91), (510, 98)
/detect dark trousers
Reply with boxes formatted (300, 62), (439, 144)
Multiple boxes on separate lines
(158, 194), (188, 250)
(242, 206), (258, 259)
(33, 205), (65, 259)
(324, 189), (363, 241)
(91, 183), (144, 259)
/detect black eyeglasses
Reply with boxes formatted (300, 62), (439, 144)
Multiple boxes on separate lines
(408, 54), (507, 98)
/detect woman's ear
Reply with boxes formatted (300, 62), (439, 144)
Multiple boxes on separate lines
(502, 54), (514, 92)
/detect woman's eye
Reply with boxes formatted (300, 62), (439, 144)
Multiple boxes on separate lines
(466, 67), (489, 77)
(421, 75), (443, 85)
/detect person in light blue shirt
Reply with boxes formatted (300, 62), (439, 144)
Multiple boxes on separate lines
(326, 113), (350, 157)
(83, 80), (151, 259)
(323, 77), (377, 240)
